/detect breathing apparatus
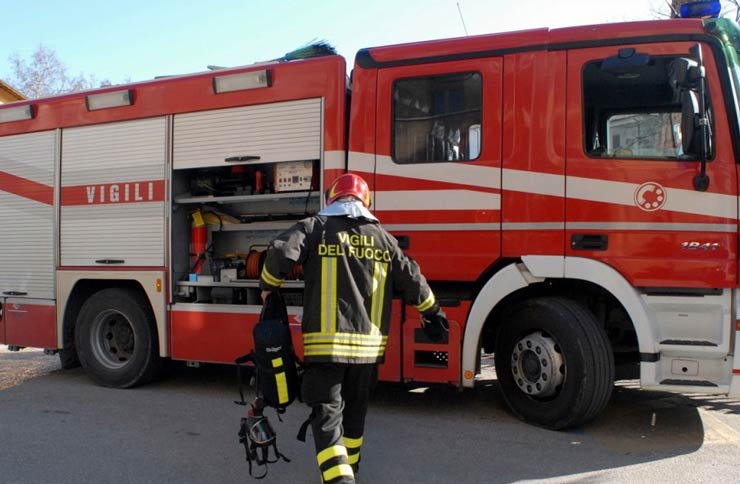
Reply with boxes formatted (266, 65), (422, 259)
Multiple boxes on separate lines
(236, 397), (290, 479)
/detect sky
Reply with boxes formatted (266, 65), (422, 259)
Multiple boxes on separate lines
(0, 0), (673, 85)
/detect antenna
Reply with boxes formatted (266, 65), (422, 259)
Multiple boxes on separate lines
(457, 2), (469, 36)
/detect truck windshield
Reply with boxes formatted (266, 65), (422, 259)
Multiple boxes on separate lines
(706, 18), (740, 139)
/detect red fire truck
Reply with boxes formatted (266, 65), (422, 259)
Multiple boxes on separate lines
(2, 9), (740, 429)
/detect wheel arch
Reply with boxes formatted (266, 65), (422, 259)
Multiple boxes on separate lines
(59, 272), (168, 359)
(461, 256), (658, 388)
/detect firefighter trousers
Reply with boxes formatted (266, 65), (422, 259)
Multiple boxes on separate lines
(302, 363), (378, 484)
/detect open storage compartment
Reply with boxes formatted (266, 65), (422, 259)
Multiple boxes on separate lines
(170, 96), (324, 304)
(169, 161), (320, 362)
(171, 160), (321, 307)
(168, 97), (324, 362)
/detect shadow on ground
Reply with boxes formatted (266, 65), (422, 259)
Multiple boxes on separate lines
(154, 361), (734, 483)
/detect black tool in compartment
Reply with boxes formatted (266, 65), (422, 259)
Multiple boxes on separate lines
(188, 165), (260, 197)
(211, 287), (248, 304)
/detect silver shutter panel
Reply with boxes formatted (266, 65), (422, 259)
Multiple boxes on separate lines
(173, 98), (322, 169)
(60, 117), (166, 267)
(0, 131), (56, 299)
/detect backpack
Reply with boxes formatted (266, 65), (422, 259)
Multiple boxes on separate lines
(235, 291), (300, 411)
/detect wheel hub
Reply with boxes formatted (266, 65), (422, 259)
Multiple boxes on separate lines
(510, 331), (565, 397)
(91, 310), (135, 370)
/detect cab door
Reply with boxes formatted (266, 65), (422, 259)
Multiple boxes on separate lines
(373, 59), (503, 282)
(565, 42), (737, 290)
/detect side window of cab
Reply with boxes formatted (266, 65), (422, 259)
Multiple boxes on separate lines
(392, 72), (482, 163)
(582, 51), (714, 161)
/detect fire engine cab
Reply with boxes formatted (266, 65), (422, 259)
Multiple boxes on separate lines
(2, 7), (740, 429)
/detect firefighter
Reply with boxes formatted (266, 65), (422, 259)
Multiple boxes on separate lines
(260, 173), (448, 484)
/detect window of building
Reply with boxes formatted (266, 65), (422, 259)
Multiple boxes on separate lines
(392, 72), (482, 164)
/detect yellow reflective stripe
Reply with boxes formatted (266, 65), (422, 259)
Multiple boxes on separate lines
(303, 332), (387, 346)
(415, 292), (436, 313)
(347, 453), (360, 465)
(303, 343), (386, 354)
(370, 262), (388, 331)
(271, 355), (288, 404)
(303, 332), (387, 358)
(260, 266), (283, 287)
(321, 257), (328, 331)
(343, 436), (363, 448)
(321, 257), (337, 333)
(275, 371), (289, 404)
(317, 445), (348, 466)
(323, 464), (354, 482)
(303, 344), (386, 358)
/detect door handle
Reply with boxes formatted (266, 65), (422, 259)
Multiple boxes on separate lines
(224, 155), (261, 163)
(571, 234), (608, 251)
(2, 291), (27, 296)
(95, 259), (125, 264)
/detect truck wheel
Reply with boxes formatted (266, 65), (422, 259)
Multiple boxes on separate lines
(58, 347), (80, 369)
(494, 297), (614, 430)
(75, 288), (162, 388)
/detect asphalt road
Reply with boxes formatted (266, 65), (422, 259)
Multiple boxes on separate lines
(1, 347), (739, 484)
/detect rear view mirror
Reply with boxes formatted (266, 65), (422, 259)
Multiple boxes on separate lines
(669, 57), (700, 89)
(681, 89), (712, 160)
(681, 90), (700, 155)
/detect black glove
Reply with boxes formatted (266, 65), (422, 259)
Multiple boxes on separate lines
(421, 312), (449, 343)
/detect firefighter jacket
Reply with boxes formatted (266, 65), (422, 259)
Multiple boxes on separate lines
(260, 211), (439, 364)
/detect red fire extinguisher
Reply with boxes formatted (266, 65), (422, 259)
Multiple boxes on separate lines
(190, 210), (207, 274)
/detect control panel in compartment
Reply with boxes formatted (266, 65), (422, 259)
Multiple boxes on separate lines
(171, 160), (320, 307)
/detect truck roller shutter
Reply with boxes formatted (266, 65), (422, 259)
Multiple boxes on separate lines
(60, 117), (166, 267)
(0, 131), (55, 300)
(173, 98), (321, 169)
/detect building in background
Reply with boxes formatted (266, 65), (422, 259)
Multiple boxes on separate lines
(0, 80), (24, 103)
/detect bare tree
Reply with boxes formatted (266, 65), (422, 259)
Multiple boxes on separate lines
(725, 0), (740, 20)
(7, 45), (110, 99)
(669, 0), (688, 16)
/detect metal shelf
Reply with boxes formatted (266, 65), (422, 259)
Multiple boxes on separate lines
(208, 221), (295, 232)
(176, 279), (304, 289)
(174, 191), (319, 204)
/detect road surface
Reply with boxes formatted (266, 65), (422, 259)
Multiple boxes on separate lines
(1, 347), (739, 483)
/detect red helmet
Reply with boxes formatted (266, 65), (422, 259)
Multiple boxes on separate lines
(326, 173), (371, 208)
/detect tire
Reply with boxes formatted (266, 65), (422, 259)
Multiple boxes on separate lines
(75, 288), (162, 388)
(494, 297), (614, 430)
(58, 347), (80, 370)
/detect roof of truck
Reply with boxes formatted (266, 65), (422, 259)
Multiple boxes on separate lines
(0, 55), (346, 137)
(356, 19), (707, 68)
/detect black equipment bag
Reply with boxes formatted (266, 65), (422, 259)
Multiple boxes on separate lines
(235, 292), (300, 412)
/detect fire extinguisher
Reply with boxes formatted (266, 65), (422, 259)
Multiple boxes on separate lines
(190, 209), (207, 274)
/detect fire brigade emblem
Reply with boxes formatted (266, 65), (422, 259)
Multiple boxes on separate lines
(634, 182), (667, 212)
